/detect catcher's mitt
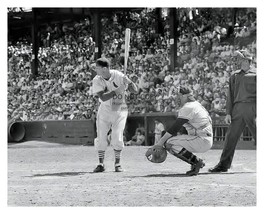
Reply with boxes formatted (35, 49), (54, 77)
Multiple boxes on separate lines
(145, 145), (167, 163)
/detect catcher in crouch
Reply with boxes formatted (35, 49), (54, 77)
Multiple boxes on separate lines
(146, 86), (213, 176)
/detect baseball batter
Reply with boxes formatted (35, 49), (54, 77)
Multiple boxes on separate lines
(92, 58), (137, 173)
(154, 86), (213, 176)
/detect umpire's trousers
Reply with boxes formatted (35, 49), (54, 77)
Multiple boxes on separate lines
(219, 102), (256, 169)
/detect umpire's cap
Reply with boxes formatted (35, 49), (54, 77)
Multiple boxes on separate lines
(234, 50), (253, 61)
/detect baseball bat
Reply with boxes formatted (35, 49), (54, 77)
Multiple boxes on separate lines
(124, 28), (131, 75)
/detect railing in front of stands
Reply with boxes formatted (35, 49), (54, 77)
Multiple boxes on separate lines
(213, 125), (253, 142)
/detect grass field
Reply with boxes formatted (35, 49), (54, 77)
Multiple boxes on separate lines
(8, 141), (256, 207)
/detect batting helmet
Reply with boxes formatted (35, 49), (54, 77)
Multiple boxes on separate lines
(145, 145), (167, 163)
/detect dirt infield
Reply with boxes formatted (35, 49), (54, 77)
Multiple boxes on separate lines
(8, 141), (256, 206)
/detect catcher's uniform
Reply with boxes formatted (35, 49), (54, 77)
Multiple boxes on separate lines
(92, 69), (128, 151)
(166, 101), (213, 153)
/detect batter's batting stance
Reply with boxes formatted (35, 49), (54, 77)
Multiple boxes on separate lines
(146, 86), (213, 176)
(92, 58), (137, 173)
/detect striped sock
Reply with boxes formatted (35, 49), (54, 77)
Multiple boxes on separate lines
(98, 150), (105, 165)
(114, 149), (121, 166)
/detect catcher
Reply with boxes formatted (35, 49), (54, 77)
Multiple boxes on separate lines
(146, 86), (213, 176)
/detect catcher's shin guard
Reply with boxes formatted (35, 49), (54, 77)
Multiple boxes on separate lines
(165, 144), (199, 165)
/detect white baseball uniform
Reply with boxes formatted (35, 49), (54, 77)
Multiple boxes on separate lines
(166, 101), (213, 153)
(154, 122), (165, 144)
(92, 69), (128, 151)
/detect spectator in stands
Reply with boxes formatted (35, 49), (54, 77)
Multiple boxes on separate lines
(125, 129), (145, 146)
(8, 8), (256, 121)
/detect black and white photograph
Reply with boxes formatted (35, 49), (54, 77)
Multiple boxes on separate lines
(3, 0), (264, 211)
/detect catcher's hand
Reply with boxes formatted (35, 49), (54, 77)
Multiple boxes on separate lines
(145, 145), (167, 163)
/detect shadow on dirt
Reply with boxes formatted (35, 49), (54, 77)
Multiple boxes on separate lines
(128, 171), (256, 178)
(25, 171), (89, 177)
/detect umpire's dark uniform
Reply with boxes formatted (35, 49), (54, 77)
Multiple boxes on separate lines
(219, 68), (256, 169)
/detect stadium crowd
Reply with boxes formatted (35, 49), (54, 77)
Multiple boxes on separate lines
(8, 8), (256, 122)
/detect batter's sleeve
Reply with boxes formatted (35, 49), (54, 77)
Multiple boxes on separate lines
(92, 77), (106, 96)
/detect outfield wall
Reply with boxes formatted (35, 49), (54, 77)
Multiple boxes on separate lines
(8, 113), (255, 149)
(8, 120), (95, 145)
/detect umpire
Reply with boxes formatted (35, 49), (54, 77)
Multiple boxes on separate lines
(209, 50), (256, 172)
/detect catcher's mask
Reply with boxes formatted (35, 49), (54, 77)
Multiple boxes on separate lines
(145, 145), (167, 163)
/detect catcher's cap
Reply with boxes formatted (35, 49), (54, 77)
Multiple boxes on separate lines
(178, 85), (195, 101)
(145, 145), (167, 163)
(178, 85), (193, 95)
(234, 50), (253, 61)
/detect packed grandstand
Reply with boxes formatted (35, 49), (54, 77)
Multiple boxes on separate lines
(7, 8), (256, 122)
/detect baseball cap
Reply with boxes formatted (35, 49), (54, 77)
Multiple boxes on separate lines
(178, 85), (193, 95)
(234, 50), (253, 61)
(178, 85), (195, 101)
(96, 58), (110, 68)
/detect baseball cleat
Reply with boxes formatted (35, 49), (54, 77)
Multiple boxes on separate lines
(186, 159), (205, 176)
(93, 164), (105, 173)
(115, 165), (124, 172)
(208, 164), (228, 173)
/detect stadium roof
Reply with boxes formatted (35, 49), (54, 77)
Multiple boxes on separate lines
(8, 7), (145, 30)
